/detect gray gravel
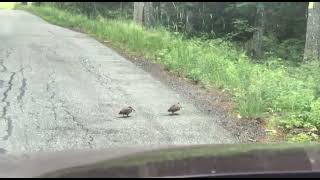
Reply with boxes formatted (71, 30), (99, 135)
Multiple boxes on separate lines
(0, 10), (240, 155)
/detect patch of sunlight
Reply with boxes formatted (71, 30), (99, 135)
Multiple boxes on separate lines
(0, 2), (16, 9)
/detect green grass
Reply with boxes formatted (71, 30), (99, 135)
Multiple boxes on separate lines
(15, 4), (320, 142)
(0, 2), (16, 9)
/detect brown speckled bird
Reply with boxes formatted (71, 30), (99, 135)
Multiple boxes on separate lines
(168, 103), (182, 114)
(119, 106), (135, 117)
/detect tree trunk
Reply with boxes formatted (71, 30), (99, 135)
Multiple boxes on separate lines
(134, 2), (144, 25)
(186, 10), (195, 34)
(252, 2), (266, 59)
(133, 2), (155, 27)
(160, 2), (170, 28)
(143, 2), (155, 27)
(92, 2), (99, 17)
(118, 2), (123, 18)
(153, 2), (161, 24)
(304, 2), (320, 61)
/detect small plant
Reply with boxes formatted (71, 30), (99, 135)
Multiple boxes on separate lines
(288, 133), (318, 143)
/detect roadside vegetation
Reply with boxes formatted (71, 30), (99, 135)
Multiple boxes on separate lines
(0, 2), (16, 9)
(15, 3), (320, 142)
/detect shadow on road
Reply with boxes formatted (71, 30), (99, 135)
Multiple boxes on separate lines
(0, 148), (6, 154)
(117, 116), (131, 119)
(163, 113), (180, 116)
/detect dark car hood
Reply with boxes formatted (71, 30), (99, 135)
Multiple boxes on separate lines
(1, 143), (320, 178)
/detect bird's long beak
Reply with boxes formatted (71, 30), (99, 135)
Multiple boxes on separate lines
(133, 108), (136, 111)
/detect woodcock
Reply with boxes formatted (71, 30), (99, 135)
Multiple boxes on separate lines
(168, 103), (182, 114)
(119, 106), (135, 117)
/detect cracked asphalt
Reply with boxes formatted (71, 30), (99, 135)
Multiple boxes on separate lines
(0, 10), (237, 155)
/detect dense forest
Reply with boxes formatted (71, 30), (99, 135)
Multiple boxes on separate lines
(43, 2), (312, 62)
(17, 2), (320, 142)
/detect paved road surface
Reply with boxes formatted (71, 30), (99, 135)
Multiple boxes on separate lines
(0, 10), (237, 154)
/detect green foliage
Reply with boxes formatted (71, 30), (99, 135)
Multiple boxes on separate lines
(15, 4), (320, 142)
(262, 37), (305, 63)
(226, 19), (256, 41)
(39, 2), (308, 62)
(0, 2), (16, 9)
(288, 133), (317, 143)
(277, 39), (304, 62)
(308, 99), (320, 127)
(48, 2), (133, 20)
